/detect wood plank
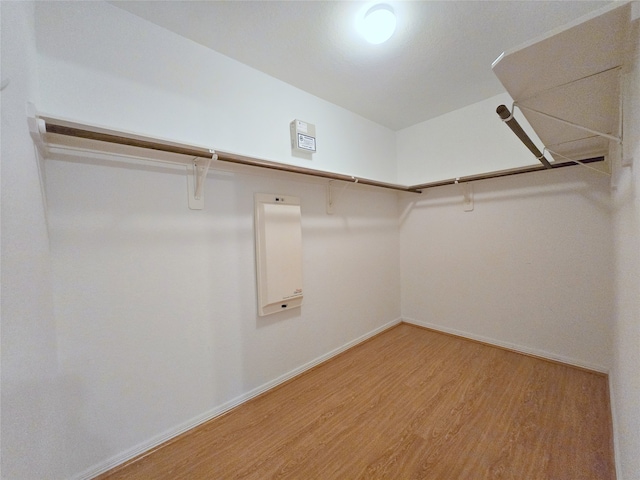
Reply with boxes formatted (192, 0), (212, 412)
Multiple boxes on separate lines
(97, 323), (615, 479)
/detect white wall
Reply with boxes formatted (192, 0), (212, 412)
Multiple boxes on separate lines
(1, 2), (70, 479)
(2, 2), (402, 478)
(3, 1), (637, 478)
(397, 65), (615, 373)
(396, 92), (546, 185)
(399, 165), (614, 372)
(44, 157), (400, 479)
(34, 1), (397, 184)
(610, 5), (640, 479)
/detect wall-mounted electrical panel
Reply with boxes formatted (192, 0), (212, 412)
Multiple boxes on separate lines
(290, 119), (316, 154)
(254, 193), (303, 316)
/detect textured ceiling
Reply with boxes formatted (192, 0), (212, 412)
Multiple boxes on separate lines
(111, 1), (610, 131)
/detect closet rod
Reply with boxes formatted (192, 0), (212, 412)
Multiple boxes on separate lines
(213, 151), (421, 193)
(410, 156), (605, 190)
(39, 116), (605, 194)
(41, 118), (421, 194)
(45, 123), (214, 159)
(496, 104), (552, 168)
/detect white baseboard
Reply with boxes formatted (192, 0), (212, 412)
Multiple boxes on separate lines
(74, 317), (402, 480)
(608, 373), (622, 479)
(401, 317), (609, 374)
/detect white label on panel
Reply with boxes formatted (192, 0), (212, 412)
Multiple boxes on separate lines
(297, 133), (316, 152)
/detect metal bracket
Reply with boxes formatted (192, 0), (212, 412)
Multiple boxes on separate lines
(455, 178), (473, 212)
(326, 178), (358, 214)
(187, 152), (216, 210)
(27, 103), (49, 157)
(514, 103), (622, 144)
(543, 147), (611, 176)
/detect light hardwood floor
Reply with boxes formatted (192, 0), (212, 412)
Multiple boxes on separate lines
(98, 323), (615, 479)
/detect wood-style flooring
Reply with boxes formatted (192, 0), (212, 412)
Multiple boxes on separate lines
(98, 323), (615, 479)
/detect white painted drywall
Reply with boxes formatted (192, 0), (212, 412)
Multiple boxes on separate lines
(610, 7), (640, 479)
(0, 2), (72, 479)
(396, 92), (547, 185)
(34, 1), (397, 184)
(2, 1), (636, 478)
(399, 165), (614, 372)
(0, 2), (402, 478)
(43, 156), (401, 478)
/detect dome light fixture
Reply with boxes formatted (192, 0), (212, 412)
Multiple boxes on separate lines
(357, 4), (397, 45)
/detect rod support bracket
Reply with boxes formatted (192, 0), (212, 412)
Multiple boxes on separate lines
(187, 152), (216, 210)
(454, 179), (473, 211)
(462, 182), (473, 212)
(327, 179), (354, 215)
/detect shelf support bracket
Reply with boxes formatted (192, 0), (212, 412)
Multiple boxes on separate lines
(454, 178), (474, 212)
(327, 177), (358, 214)
(187, 152), (216, 210)
(543, 147), (611, 176)
(515, 103), (622, 144)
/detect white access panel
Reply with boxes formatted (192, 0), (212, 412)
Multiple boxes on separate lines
(254, 193), (303, 316)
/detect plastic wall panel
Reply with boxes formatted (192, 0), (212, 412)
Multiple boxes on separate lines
(254, 193), (303, 316)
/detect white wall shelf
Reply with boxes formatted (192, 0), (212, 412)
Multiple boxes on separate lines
(29, 110), (422, 202)
(492, 2), (632, 163)
(30, 109), (608, 209)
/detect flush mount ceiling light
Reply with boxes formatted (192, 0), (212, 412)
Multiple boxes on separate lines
(357, 4), (397, 45)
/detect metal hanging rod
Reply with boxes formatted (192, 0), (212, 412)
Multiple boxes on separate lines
(44, 123), (213, 159)
(211, 151), (420, 193)
(410, 156), (604, 191)
(36, 114), (605, 195)
(39, 116), (421, 194)
(496, 104), (552, 168)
